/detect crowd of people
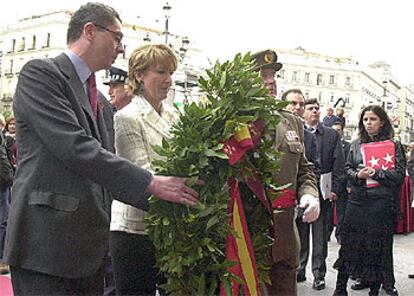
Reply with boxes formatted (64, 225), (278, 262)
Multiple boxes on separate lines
(0, 2), (413, 296)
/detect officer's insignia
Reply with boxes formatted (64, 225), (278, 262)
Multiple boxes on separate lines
(286, 130), (299, 141)
(264, 52), (274, 64)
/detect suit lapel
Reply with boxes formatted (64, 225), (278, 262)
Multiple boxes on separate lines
(136, 97), (174, 139)
(142, 110), (173, 139)
(53, 54), (102, 142)
(96, 95), (111, 149)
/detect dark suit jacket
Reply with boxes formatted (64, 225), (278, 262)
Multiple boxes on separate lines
(304, 129), (320, 177)
(5, 54), (153, 278)
(314, 123), (345, 195)
(339, 139), (351, 196)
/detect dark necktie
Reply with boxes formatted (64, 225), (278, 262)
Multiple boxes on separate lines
(308, 127), (315, 133)
(87, 73), (98, 120)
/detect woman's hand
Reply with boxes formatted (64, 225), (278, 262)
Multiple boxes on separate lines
(357, 167), (375, 179)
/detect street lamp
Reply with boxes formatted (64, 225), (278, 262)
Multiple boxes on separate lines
(163, 2), (171, 44)
(179, 36), (190, 59)
(381, 80), (391, 110)
(143, 33), (151, 42)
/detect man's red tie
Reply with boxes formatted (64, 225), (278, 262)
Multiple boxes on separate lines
(87, 73), (98, 120)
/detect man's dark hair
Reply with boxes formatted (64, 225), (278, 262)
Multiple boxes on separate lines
(304, 98), (319, 107)
(67, 2), (122, 44)
(281, 88), (304, 101)
(358, 105), (394, 143)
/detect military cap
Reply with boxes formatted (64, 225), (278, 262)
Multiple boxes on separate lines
(103, 66), (128, 85)
(251, 49), (283, 72)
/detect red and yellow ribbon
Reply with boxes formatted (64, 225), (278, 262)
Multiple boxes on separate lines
(220, 119), (267, 295)
(221, 178), (260, 296)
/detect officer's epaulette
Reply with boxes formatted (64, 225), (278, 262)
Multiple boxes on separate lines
(280, 108), (293, 115)
(278, 109), (300, 123)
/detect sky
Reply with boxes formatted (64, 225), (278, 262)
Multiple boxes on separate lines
(0, 0), (413, 84)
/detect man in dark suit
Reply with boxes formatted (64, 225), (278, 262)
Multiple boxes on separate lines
(4, 3), (200, 295)
(322, 107), (338, 127)
(300, 98), (345, 291)
(331, 121), (351, 243)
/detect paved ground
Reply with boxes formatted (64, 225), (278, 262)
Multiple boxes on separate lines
(297, 232), (414, 296)
(1, 233), (412, 296)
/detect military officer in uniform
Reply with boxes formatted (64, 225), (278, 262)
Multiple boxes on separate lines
(251, 50), (320, 296)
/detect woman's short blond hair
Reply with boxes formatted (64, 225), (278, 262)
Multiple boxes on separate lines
(128, 44), (178, 95)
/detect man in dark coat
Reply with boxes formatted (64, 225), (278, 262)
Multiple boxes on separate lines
(331, 121), (351, 242)
(300, 98), (345, 291)
(322, 106), (338, 127)
(4, 3), (199, 295)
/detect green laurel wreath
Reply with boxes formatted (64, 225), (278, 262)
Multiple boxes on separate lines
(146, 53), (287, 295)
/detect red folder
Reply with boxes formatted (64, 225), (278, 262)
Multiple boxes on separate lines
(361, 140), (395, 187)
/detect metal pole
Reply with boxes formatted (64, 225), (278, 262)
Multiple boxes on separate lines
(165, 18), (169, 44)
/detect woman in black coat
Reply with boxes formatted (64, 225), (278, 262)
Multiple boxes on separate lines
(333, 105), (406, 296)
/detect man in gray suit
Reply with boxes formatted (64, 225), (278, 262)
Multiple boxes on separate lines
(4, 3), (200, 295)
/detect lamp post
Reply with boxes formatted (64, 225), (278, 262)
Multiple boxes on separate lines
(179, 36), (190, 59)
(178, 37), (190, 103)
(382, 80), (391, 110)
(163, 2), (171, 44)
(143, 33), (151, 42)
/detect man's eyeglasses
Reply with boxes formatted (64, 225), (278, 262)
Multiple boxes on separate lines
(93, 23), (123, 47)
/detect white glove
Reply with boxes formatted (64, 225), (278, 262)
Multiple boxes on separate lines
(299, 194), (320, 223)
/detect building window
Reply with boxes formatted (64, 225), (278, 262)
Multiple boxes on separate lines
(292, 71), (297, 82)
(18, 37), (25, 52)
(330, 93), (334, 102)
(345, 77), (351, 86)
(9, 39), (16, 53)
(317, 74), (323, 85)
(31, 35), (36, 50)
(304, 72), (310, 83)
(318, 91), (323, 101)
(17, 57), (24, 74)
(8, 59), (14, 74)
(329, 75), (335, 84)
(279, 70), (285, 79)
(44, 33), (51, 48)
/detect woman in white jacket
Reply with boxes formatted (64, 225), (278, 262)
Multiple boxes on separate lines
(110, 44), (179, 295)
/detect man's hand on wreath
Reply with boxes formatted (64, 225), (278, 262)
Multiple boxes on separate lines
(146, 175), (204, 207)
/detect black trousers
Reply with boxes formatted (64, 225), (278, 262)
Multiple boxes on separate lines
(297, 198), (330, 280)
(109, 231), (158, 296)
(11, 265), (104, 296)
(335, 194), (348, 241)
(382, 221), (396, 288)
(103, 251), (116, 296)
